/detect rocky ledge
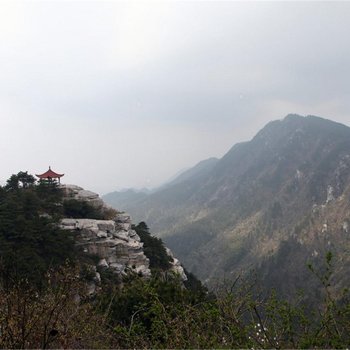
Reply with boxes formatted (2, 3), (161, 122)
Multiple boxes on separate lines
(61, 213), (152, 278)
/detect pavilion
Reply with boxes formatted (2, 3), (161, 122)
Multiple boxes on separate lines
(36, 166), (64, 184)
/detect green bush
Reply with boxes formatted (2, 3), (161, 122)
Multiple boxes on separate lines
(63, 199), (104, 219)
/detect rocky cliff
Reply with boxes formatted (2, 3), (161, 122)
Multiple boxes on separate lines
(59, 184), (186, 289)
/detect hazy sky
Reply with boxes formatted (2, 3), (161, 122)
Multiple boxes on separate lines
(1, 1), (350, 194)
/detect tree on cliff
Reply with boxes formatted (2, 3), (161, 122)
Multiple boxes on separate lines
(0, 172), (76, 287)
(133, 222), (172, 271)
(5, 171), (36, 190)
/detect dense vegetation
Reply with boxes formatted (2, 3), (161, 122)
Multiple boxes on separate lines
(0, 256), (349, 349)
(102, 256), (350, 349)
(0, 171), (349, 348)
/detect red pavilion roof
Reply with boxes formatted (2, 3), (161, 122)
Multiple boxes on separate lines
(36, 167), (64, 179)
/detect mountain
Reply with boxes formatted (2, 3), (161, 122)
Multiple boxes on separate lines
(104, 114), (350, 299)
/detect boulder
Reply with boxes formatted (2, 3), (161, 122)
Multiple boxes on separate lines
(60, 184), (108, 210)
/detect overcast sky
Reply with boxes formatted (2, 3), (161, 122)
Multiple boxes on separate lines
(1, 1), (350, 194)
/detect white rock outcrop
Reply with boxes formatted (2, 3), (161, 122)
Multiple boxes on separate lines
(61, 216), (151, 278)
(326, 185), (335, 204)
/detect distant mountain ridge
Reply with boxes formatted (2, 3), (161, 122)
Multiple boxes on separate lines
(104, 114), (350, 299)
(103, 188), (149, 210)
(102, 157), (219, 210)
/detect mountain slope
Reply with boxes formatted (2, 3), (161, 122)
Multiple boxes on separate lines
(161, 157), (219, 188)
(102, 157), (218, 211)
(104, 114), (350, 298)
